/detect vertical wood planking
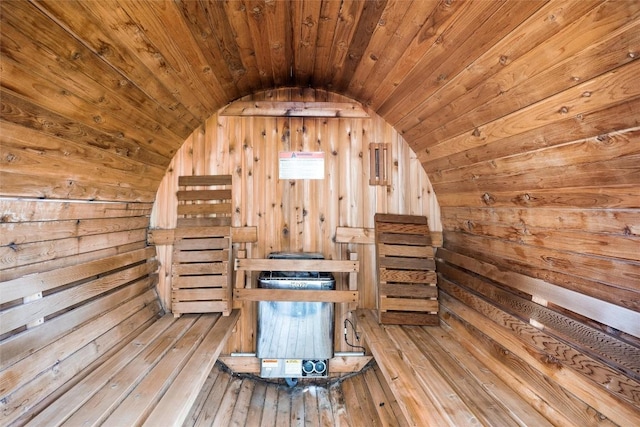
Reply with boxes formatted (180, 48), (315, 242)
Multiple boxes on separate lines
(150, 88), (441, 352)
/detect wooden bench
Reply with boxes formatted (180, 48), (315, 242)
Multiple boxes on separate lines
(0, 246), (239, 426)
(24, 311), (239, 426)
(354, 309), (555, 427)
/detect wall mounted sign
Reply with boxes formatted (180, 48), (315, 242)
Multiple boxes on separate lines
(279, 151), (325, 180)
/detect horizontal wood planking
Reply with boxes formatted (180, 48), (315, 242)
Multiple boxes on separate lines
(142, 311), (240, 426)
(439, 302), (601, 427)
(0, 198), (153, 282)
(178, 175), (232, 187)
(147, 226), (257, 245)
(422, 95), (640, 174)
(372, 0), (515, 117)
(335, 226), (444, 247)
(99, 316), (222, 426)
(176, 189), (232, 202)
(0, 216), (149, 247)
(22, 312), (238, 427)
(4, 304), (160, 426)
(440, 206), (639, 236)
(0, 247), (156, 304)
(0, 279), (157, 370)
(443, 212), (640, 263)
(177, 203), (233, 216)
(355, 309), (449, 426)
(0, 288), (159, 399)
(1, 260), (157, 335)
(439, 276), (640, 407)
(0, 227), (147, 271)
(0, 1), (191, 143)
(437, 260), (640, 383)
(0, 92), (172, 178)
(0, 199), (153, 223)
(444, 231), (640, 299)
(405, 1), (638, 145)
(429, 128), (640, 195)
(417, 67), (640, 176)
(0, 119), (166, 200)
(1, 196), (162, 424)
(354, 308), (555, 425)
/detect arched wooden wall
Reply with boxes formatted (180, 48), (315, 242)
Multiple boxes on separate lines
(150, 88), (441, 352)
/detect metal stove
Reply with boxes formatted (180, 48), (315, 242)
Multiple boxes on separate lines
(257, 252), (334, 379)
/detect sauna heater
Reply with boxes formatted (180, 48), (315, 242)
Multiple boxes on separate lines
(257, 252), (334, 379)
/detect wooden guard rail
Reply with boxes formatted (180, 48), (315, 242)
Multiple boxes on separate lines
(233, 255), (359, 305)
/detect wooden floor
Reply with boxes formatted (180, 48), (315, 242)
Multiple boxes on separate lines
(183, 362), (409, 427)
(188, 312), (560, 427)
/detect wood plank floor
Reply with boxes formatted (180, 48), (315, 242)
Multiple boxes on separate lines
(183, 362), (409, 427)
(185, 314), (561, 427)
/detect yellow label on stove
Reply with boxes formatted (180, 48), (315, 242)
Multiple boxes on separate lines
(285, 359), (302, 375)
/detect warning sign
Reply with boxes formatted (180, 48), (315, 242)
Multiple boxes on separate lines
(279, 151), (325, 180)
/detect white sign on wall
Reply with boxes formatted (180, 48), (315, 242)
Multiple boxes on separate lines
(278, 151), (325, 179)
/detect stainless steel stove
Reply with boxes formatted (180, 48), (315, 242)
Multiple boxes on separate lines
(257, 252), (334, 379)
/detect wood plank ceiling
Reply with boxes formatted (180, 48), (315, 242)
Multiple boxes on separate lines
(1, 0), (636, 203)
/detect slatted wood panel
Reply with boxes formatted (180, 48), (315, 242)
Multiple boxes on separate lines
(0, 261), (161, 425)
(374, 214), (438, 325)
(172, 175), (234, 316)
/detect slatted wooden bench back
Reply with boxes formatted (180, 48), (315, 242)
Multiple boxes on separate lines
(374, 213), (439, 325)
(0, 247), (163, 425)
(172, 175), (233, 316)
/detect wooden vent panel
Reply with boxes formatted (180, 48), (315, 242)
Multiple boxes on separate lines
(375, 213), (438, 325)
(172, 175), (233, 316)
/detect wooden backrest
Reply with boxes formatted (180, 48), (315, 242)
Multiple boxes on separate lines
(176, 174), (233, 227)
(171, 175), (234, 316)
(374, 213), (439, 325)
(0, 247), (162, 425)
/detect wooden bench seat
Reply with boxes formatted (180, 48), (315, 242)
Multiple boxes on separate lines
(355, 309), (554, 427)
(23, 310), (239, 426)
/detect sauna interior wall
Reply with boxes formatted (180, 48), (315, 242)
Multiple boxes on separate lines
(150, 88), (441, 352)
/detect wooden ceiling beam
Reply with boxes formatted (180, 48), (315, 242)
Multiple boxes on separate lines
(219, 101), (369, 118)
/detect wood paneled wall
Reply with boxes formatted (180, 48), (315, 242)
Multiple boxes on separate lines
(411, 6), (640, 422)
(0, 199), (153, 282)
(0, 198), (162, 424)
(150, 88), (441, 352)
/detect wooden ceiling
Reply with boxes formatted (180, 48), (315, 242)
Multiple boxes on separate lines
(1, 0), (638, 202)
